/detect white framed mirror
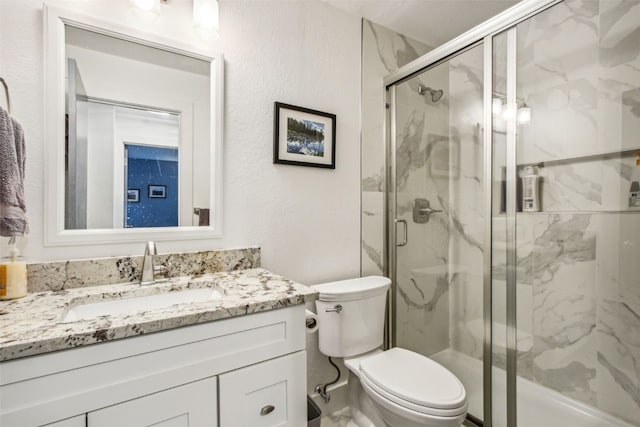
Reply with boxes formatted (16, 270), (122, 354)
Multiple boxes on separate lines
(44, 4), (223, 246)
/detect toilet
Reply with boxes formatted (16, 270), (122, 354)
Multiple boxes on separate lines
(315, 276), (467, 427)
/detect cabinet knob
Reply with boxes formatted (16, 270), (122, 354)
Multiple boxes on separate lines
(260, 405), (275, 416)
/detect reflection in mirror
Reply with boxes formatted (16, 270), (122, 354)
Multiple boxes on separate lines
(125, 143), (179, 228)
(64, 25), (211, 230)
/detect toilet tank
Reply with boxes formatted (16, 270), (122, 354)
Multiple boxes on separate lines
(314, 276), (391, 358)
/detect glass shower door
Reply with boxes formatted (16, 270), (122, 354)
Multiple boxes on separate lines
(390, 43), (487, 423)
(492, 1), (640, 425)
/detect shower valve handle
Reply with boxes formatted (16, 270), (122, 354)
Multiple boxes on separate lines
(419, 207), (442, 215)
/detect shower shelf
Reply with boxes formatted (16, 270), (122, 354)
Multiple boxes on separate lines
(515, 209), (640, 215)
(517, 146), (640, 169)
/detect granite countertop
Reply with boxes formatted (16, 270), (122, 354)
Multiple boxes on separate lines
(0, 268), (318, 362)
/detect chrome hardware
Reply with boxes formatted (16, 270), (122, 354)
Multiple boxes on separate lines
(420, 207), (443, 215)
(413, 198), (442, 224)
(141, 241), (166, 285)
(395, 219), (408, 246)
(315, 384), (331, 403)
(325, 304), (343, 313)
(315, 356), (341, 404)
(260, 405), (275, 416)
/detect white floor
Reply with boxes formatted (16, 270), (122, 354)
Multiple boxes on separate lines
(320, 407), (352, 427)
(320, 406), (479, 427)
(431, 349), (635, 427)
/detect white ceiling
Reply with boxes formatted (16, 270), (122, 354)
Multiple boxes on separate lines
(326, 0), (521, 47)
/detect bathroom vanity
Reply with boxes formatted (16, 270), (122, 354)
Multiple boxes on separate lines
(0, 268), (317, 427)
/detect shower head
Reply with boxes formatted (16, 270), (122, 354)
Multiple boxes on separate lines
(418, 84), (444, 103)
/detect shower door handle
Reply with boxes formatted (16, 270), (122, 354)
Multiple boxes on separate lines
(395, 219), (408, 247)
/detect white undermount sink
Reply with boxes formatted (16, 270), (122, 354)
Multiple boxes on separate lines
(62, 288), (223, 323)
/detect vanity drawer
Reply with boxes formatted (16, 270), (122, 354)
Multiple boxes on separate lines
(219, 351), (307, 427)
(88, 376), (217, 427)
(43, 416), (85, 427)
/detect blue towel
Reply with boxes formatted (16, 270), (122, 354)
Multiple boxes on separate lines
(0, 106), (28, 236)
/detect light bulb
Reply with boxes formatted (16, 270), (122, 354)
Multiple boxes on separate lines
(517, 106), (531, 124)
(130, 0), (157, 11)
(492, 97), (503, 115)
(194, 0), (219, 31)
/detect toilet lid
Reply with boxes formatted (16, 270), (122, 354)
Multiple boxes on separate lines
(359, 348), (466, 410)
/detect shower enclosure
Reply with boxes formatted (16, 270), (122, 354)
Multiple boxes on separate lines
(385, 1), (640, 426)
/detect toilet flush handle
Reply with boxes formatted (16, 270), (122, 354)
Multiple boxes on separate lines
(325, 304), (343, 314)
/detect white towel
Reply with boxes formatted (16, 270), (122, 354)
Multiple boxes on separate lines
(0, 106), (28, 236)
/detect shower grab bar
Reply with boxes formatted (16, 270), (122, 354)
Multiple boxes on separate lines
(395, 219), (408, 247)
(0, 77), (10, 114)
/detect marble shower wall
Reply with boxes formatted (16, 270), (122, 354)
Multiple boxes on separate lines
(393, 63), (451, 356)
(361, 20), (432, 277)
(361, 19), (487, 363)
(447, 46), (486, 361)
(505, 0), (640, 423)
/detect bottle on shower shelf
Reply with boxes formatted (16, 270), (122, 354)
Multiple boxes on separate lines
(522, 165), (541, 212)
(630, 152), (640, 208)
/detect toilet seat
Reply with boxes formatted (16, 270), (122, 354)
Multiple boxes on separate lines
(361, 377), (467, 426)
(359, 348), (467, 417)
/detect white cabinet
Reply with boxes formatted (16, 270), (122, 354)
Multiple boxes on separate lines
(0, 306), (306, 427)
(219, 352), (307, 427)
(44, 416), (85, 427)
(88, 377), (217, 427)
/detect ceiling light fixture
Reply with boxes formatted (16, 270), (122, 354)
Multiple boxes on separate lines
(193, 0), (219, 32)
(517, 103), (531, 124)
(130, 0), (160, 13)
(492, 97), (503, 115)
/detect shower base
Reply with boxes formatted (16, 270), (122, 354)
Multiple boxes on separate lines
(432, 349), (634, 427)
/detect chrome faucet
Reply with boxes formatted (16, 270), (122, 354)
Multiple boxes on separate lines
(140, 241), (166, 285)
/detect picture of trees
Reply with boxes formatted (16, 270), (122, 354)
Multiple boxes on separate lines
(286, 117), (325, 157)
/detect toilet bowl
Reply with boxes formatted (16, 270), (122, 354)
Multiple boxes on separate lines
(315, 276), (467, 427)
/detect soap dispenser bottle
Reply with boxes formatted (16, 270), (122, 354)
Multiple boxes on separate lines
(630, 153), (640, 208)
(0, 238), (28, 300)
(522, 165), (541, 212)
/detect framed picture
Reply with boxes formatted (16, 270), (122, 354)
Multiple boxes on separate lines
(273, 102), (336, 169)
(148, 185), (166, 198)
(127, 189), (140, 203)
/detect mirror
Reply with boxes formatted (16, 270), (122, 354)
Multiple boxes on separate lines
(44, 5), (223, 245)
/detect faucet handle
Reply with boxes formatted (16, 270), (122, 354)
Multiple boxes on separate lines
(144, 241), (157, 256)
(140, 241), (159, 285)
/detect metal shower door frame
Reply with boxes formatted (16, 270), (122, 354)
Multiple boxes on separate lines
(383, 1), (563, 425)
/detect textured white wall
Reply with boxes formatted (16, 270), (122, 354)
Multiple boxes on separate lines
(0, 0), (361, 412)
(0, 0), (361, 287)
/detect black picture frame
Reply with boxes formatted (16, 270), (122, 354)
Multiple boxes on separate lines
(127, 189), (140, 203)
(148, 185), (166, 198)
(273, 102), (336, 169)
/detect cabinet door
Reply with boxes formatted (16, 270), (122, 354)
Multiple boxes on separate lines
(88, 377), (217, 427)
(44, 415), (86, 427)
(219, 351), (306, 427)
